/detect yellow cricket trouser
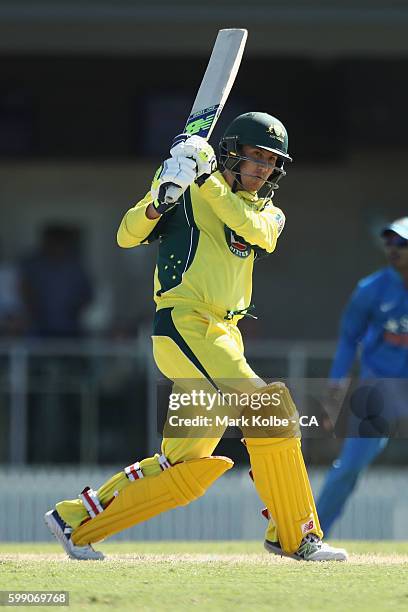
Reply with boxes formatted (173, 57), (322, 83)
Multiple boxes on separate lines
(152, 304), (263, 463)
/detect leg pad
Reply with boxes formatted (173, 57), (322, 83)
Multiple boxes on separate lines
(72, 456), (233, 545)
(246, 438), (322, 554)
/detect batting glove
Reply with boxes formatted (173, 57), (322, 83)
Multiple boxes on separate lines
(170, 134), (217, 186)
(151, 156), (197, 215)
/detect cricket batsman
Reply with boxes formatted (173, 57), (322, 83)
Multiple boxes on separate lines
(45, 112), (347, 561)
(317, 217), (408, 535)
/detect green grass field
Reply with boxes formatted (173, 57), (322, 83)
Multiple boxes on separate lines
(1, 541), (408, 611)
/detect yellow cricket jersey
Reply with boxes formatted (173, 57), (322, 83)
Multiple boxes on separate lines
(117, 171), (285, 318)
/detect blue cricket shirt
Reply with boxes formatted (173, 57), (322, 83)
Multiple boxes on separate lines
(330, 267), (408, 379)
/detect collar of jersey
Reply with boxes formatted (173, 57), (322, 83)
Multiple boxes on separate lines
(215, 171), (265, 207)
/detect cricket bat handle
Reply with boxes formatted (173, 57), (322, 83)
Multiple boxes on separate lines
(163, 183), (184, 205)
(162, 133), (192, 205)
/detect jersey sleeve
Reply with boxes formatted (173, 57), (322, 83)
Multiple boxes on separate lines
(330, 282), (374, 380)
(117, 191), (161, 248)
(199, 174), (283, 253)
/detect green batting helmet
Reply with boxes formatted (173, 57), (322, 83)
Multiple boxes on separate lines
(219, 111), (292, 197)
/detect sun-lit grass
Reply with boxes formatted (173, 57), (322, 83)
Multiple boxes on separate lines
(1, 541), (408, 611)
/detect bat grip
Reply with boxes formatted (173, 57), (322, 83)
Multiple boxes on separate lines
(162, 183), (184, 205)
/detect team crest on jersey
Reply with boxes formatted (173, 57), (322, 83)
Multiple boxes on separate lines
(224, 225), (251, 258)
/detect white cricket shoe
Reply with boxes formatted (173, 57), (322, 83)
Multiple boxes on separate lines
(44, 509), (104, 561)
(265, 533), (348, 562)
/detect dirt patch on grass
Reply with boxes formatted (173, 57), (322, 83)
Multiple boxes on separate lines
(0, 554), (69, 563)
(1, 552), (408, 565)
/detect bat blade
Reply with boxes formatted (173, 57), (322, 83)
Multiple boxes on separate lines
(163, 28), (248, 205)
(184, 28), (248, 140)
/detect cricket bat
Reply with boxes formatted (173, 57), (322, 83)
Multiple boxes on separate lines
(164, 28), (248, 205)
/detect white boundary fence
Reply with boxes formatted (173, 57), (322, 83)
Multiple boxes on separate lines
(0, 467), (407, 542)
(1, 336), (407, 541)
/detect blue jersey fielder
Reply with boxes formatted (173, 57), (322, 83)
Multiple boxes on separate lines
(330, 266), (408, 380)
(317, 217), (408, 536)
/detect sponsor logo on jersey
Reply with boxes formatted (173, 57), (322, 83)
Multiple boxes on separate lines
(224, 225), (251, 258)
(384, 316), (408, 333)
(383, 315), (408, 346)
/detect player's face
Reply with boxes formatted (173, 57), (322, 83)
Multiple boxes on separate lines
(239, 145), (278, 193)
(383, 232), (408, 270)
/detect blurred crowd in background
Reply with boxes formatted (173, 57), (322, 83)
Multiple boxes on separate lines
(0, 225), (93, 339)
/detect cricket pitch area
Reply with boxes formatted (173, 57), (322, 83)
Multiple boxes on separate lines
(1, 541), (407, 611)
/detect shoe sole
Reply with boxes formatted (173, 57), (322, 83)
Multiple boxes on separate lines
(264, 540), (348, 562)
(44, 510), (75, 559)
(309, 550), (348, 562)
(264, 540), (302, 561)
(44, 511), (104, 561)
